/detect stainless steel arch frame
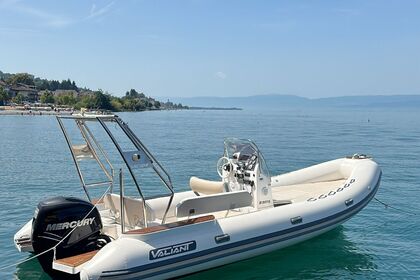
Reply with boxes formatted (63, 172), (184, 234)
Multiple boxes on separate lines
(56, 114), (175, 229)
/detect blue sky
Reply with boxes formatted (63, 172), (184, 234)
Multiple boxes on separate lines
(1, 0), (419, 98)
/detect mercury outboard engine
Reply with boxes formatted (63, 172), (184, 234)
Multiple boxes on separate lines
(31, 196), (110, 278)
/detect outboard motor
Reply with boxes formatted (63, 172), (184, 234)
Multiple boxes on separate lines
(31, 196), (110, 278)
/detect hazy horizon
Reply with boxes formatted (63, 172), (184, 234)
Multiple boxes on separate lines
(1, 1), (420, 98)
(156, 93), (420, 100)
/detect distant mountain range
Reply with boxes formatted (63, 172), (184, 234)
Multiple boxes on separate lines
(166, 94), (420, 109)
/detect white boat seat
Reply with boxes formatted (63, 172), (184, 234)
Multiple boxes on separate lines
(104, 194), (122, 221)
(176, 190), (253, 217)
(190, 176), (225, 195)
(123, 196), (148, 228)
(103, 193), (152, 228)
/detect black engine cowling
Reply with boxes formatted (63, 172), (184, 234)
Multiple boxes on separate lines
(31, 196), (109, 278)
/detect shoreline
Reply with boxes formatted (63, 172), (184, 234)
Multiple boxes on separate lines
(0, 107), (242, 116)
(0, 109), (73, 116)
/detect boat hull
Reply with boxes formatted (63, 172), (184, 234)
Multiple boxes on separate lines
(80, 159), (381, 280)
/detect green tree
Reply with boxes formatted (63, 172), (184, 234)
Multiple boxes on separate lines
(137, 99), (146, 110)
(91, 91), (112, 110)
(38, 80), (50, 90)
(110, 98), (122, 111)
(0, 87), (9, 105)
(55, 94), (76, 106)
(59, 79), (73, 90)
(74, 95), (93, 110)
(7, 73), (35, 85)
(129, 89), (138, 98)
(40, 91), (55, 104)
(125, 89), (145, 99)
(50, 80), (60, 91)
(12, 93), (23, 104)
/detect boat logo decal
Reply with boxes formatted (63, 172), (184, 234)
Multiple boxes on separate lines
(45, 217), (95, 231)
(150, 241), (197, 260)
(307, 178), (356, 202)
(259, 199), (272, 205)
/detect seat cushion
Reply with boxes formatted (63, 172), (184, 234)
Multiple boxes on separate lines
(189, 176), (224, 195)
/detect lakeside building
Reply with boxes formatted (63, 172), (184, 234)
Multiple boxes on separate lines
(7, 84), (39, 102)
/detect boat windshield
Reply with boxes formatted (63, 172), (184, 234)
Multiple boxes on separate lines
(224, 138), (270, 178)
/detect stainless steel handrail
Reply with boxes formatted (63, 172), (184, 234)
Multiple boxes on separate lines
(114, 117), (174, 224)
(76, 120), (113, 182)
(82, 122), (115, 182)
(85, 181), (113, 188)
(82, 123), (115, 192)
(119, 168), (125, 234)
(97, 117), (149, 228)
(59, 115), (116, 121)
(57, 116), (91, 201)
(116, 118), (174, 189)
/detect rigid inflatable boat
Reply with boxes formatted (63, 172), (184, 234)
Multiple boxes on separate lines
(14, 115), (381, 280)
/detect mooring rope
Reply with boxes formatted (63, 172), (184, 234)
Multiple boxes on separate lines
(374, 197), (417, 216)
(0, 184), (112, 272)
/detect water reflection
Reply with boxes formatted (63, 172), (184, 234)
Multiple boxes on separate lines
(15, 257), (51, 280)
(183, 226), (376, 280)
(14, 227), (375, 280)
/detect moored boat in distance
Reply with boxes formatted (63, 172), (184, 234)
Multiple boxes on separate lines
(14, 114), (381, 280)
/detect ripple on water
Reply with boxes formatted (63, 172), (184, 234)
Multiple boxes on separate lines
(0, 108), (419, 279)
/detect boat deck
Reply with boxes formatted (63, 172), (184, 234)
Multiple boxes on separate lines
(271, 179), (346, 203)
(98, 179), (347, 236)
(53, 250), (99, 274)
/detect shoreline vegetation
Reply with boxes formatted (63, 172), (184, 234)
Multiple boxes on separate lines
(0, 71), (188, 114)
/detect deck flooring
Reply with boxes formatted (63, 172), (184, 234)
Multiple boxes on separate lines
(55, 250), (99, 268)
(271, 179), (346, 202)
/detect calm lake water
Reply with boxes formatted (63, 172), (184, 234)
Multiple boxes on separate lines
(0, 108), (419, 279)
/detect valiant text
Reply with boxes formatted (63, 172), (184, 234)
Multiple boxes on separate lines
(150, 241), (197, 260)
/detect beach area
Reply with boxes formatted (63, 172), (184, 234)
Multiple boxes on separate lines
(0, 106), (73, 115)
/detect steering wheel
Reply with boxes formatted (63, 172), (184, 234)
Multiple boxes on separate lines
(217, 156), (232, 178)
